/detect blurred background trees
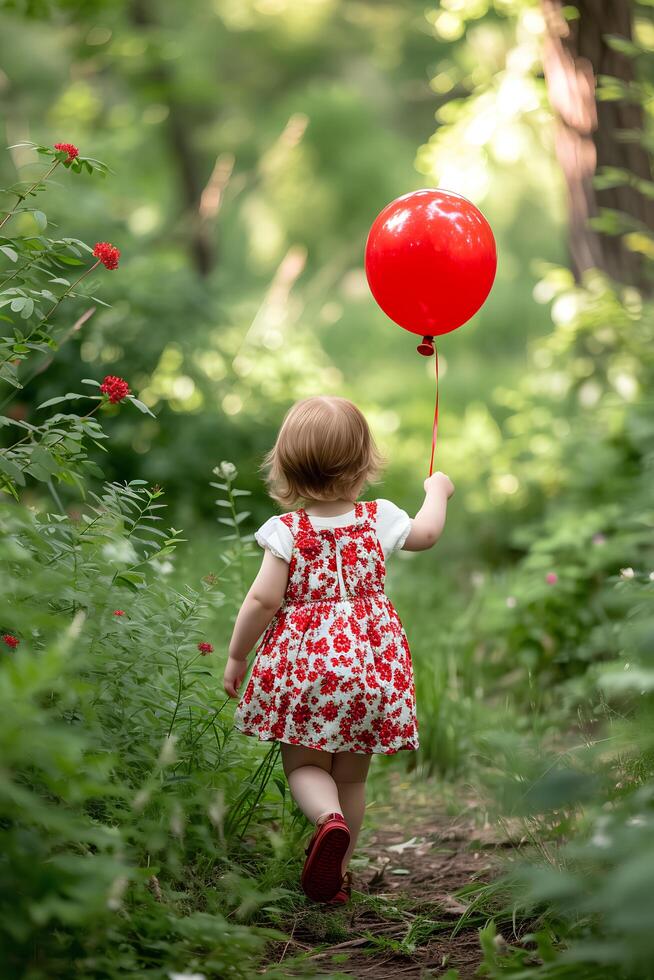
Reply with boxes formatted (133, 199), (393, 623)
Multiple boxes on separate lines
(1, 0), (567, 530)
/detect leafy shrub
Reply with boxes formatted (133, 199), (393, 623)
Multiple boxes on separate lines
(0, 144), (309, 979)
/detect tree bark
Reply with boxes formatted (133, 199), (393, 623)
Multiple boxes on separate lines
(130, 0), (214, 277)
(541, 0), (654, 288)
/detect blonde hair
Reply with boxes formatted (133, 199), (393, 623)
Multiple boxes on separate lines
(262, 396), (384, 508)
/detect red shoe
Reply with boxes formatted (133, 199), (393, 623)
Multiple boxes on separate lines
(301, 812), (350, 903)
(327, 870), (353, 905)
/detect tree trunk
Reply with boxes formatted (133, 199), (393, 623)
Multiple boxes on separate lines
(130, 0), (214, 278)
(541, 0), (654, 288)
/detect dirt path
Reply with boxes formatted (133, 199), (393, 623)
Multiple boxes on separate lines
(271, 770), (518, 979)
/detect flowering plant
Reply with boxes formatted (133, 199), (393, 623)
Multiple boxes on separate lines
(0, 138), (270, 976)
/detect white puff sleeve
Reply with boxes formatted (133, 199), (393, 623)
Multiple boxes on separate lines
(254, 516), (294, 562)
(375, 499), (413, 557)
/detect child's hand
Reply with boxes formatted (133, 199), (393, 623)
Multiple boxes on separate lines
(424, 471), (455, 498)
(223, 655), (248, 698)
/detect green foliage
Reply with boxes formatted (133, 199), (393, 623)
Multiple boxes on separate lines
(0, 136), (309, 979)
(0, 476), (307, 978)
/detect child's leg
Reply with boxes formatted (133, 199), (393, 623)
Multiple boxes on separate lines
(331, 752), (372, 874)
(280, 742), (341, 825)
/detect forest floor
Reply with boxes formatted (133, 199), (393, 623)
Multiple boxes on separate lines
(267, 769), (525, 979)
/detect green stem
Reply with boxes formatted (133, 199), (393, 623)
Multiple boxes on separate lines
(226, 477), (246, 595)
(167, 647), (184, 738)
(0, 259), (100, 377)
(0, 159), (60, 231)
(0, 402), (102, 498)
(0, 254), (41, 290)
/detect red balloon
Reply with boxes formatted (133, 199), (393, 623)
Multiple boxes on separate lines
(365, 188), (497, 338)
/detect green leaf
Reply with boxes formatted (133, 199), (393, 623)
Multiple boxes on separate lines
(127, 397), (156, 417)
(30, 445), (60, 475)
(57, 255), (86, 266)
(115, 570), (147, 590)
(0, 245), (18, 262)
(20, 298), (34, 319)
(25, 462), (51, 483)
(0, 455), (25, 485)
(33, 211), (47, 231)
(37, 392), (86, 410)
(604, 34), (640, 57)
(81, 378), (101, 387)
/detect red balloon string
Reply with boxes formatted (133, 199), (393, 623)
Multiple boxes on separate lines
(417, 335), (439, 476)
(429, 345), (439, 477)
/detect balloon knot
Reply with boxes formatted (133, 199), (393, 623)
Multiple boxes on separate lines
(416, 336), (435, 357)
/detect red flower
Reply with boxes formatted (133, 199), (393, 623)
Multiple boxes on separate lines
(2, 634), (19, 649)
(198, 642), (214, 655)
(333, 632), (350, 653)
(292, 703), (312, 726)
(367, 625), (381, 647)
(93, 241), (121, 270)
(320, 702), (339, 722)
(320, 670), (339, 696)
(348, 699), (368, 722)
(546, 572), (558, 585)
(340, 542), (359, 567)
(259, 668), (275, 693)
(312, 638), (329, 657)
(100, 375), (130, 403)
(393, 668), (409, 693)
(54, 142), (79, 163)
(295, 532), (321, 560)
(113, 609), (125, 617)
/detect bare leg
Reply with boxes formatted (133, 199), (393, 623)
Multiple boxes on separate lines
(280, 742), (341, 825)
(331, 752), (372, 874)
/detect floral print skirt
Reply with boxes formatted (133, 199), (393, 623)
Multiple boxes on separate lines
(232, 594), (420, 755)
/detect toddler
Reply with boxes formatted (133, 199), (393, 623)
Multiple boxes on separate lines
(223, 396), (454, 903)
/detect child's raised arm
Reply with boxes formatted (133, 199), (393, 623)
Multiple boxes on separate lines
(223, 549), (289, 698)
(402, 471), (455, 552)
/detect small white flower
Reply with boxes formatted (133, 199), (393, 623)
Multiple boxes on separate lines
(158, 734), (177, 766)
(107, 875), (129, 911)
(620, 567), (635, 580)
(132, 788), (150, 811)
(506, 596), (517, 609)
(169, 974), (206, 980)
(170, 803), (184, 839)
(208, 790), (226, 830)
(649, 571), (654, 582)
(218, 460), (237, 479)
(591, 832), (612, 848)
(102, 540), (138, 564)
(152, 558), (174, 576)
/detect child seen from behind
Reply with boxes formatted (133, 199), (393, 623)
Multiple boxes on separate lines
(224, 396), (454, 903)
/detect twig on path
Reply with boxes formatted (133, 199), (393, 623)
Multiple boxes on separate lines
(277, 914), (298, 964)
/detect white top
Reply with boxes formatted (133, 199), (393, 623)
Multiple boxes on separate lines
(254, 498), (413, 563)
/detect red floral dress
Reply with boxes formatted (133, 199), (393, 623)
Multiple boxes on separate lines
(232, 501), (419, 754)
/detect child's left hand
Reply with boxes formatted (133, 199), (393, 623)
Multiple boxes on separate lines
(223, 655), (248, 698)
